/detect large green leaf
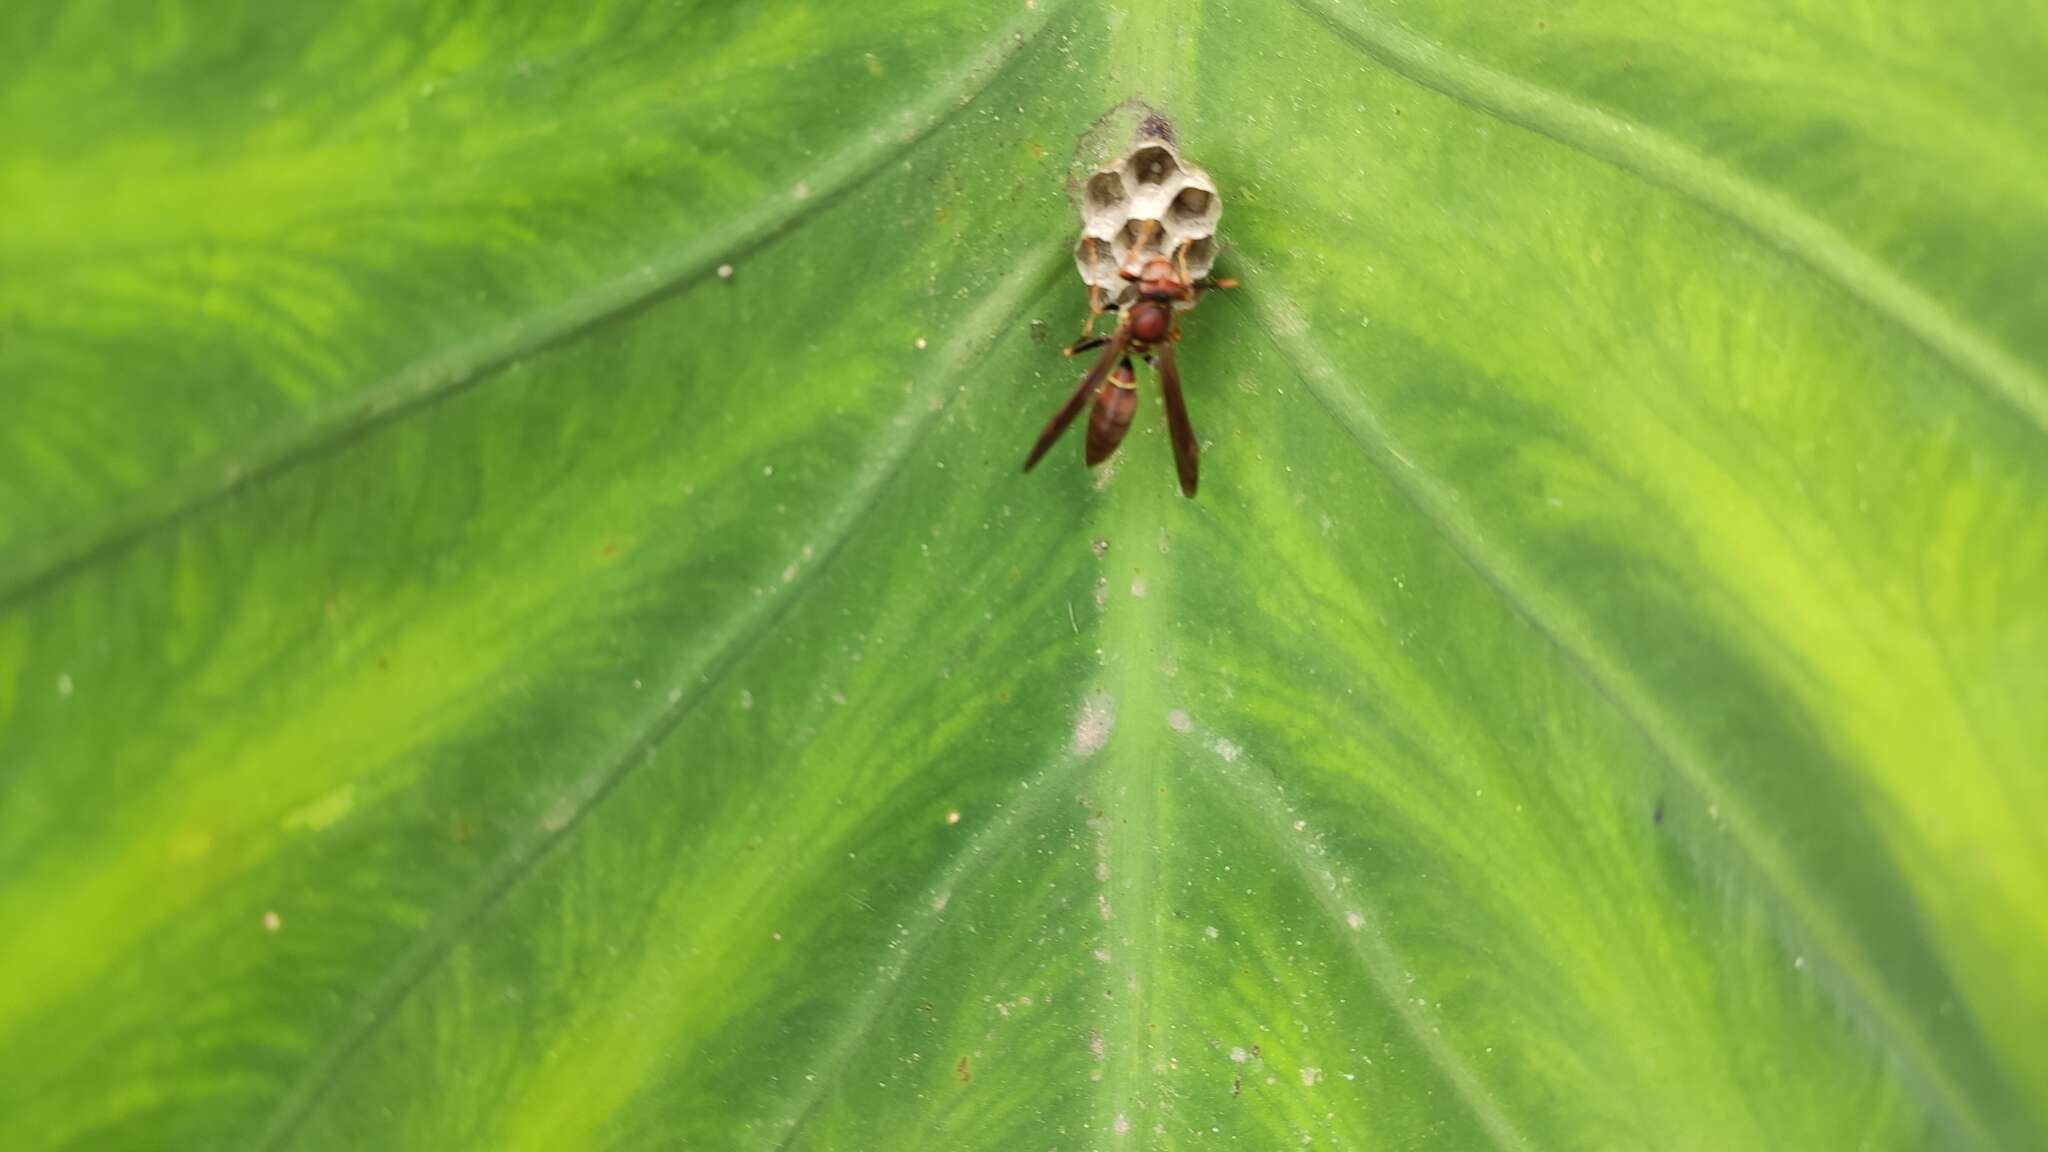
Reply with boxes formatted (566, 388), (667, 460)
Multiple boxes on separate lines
(3, 0), (2043, 1148)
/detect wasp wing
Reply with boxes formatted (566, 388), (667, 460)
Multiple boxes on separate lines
(1157, 343), (1199, 496)
(1024, 327), (1131, 473)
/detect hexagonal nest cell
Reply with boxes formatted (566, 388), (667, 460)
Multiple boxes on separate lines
(1129, 144), (1181, 187)
(1165, 182), (1219, 236)
(1070, 133), (1224, 307)
(1072, 233), (1122, 289)
(1178, 235), (1219, 283)
(1079, 170), (1129, 241)
(1117, 218), (1171, 265)
(1084, 170), (1127, 216)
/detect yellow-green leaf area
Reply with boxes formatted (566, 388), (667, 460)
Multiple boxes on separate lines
(1, 1), (2043, 1149)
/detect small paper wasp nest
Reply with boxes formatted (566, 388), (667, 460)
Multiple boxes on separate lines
(1072, 124), (1224, 310)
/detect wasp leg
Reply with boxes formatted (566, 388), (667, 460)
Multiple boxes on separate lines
(1119, 219), (1160, 279)
(1074, 238), (1108, 344)
(1073, 283), (1122, 349)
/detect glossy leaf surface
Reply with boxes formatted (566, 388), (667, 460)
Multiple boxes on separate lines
(2, 1), (2044, 1148)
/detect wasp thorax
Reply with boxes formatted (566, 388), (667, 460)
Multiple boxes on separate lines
(1130, 300), (1173, 344)
(1072, 128), (1224, 311)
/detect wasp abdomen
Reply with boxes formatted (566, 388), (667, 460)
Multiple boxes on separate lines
(1085, 370), (1139, 466)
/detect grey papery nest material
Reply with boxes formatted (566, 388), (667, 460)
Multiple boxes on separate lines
(1072, 137), (1223, 312)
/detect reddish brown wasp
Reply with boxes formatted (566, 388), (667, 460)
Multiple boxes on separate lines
(1023, 238), (1231, 497)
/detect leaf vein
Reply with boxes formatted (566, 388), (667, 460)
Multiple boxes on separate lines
(0, 1), (1065, 612)
(762, 749), (1095, 1150)
(253, 249), (1067, 1150)
(1229, 278), (2005, 1151)
(1291, 0), (2048, 434)
(1186, 727), (1533, 1152)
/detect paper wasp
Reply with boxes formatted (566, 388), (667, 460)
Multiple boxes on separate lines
(1023, 229), (1231, 497)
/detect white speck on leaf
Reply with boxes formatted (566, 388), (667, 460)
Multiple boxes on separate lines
(1204, 925), (1219, 939)
(791, 181), (810, 200)
(946, 809), (961, 825)
(1113, 1113), (1130, 1135)
(1345, 911), (1365, 931)
(932, 891), (950, 912)
(1229, 1046), (1248, 1063)
(1130, 578), (1147, 598)
(541, 797), (577, 832)
(1215, 739), (1241, 763)
(1301, 1066), (1322, 1086)
(1073, 693), (1116, 756)
(1167, 709), (1191, 732)
(262, 910), (282, 933)
(740, 690), (754, 710)
(56, 674), (73, 697)
(717, 263), (734, 280)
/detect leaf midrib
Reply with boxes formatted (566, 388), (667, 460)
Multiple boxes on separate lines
(1093, 470), (1169, 1146)
(15, 3), (2030, 1145)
